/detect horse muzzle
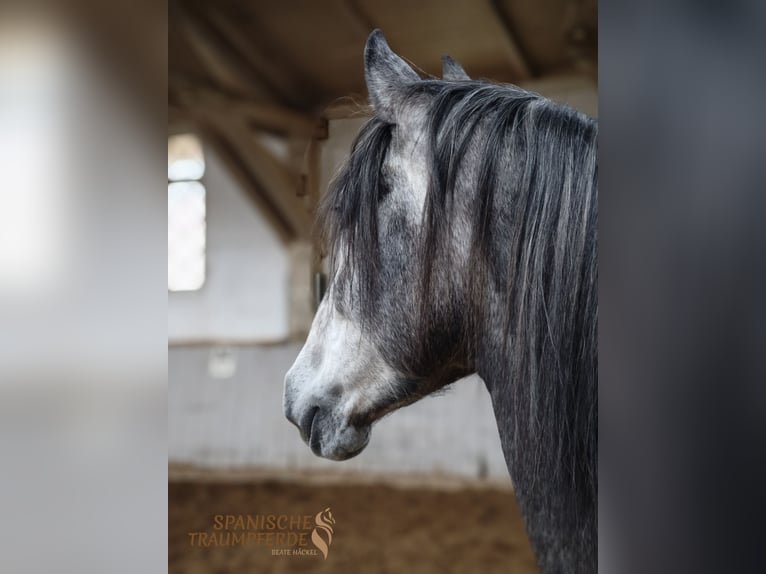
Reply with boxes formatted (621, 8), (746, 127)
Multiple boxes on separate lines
(284, 378), (371, 461)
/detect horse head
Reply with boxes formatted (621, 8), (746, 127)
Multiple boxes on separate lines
(283, 31), (475, 460)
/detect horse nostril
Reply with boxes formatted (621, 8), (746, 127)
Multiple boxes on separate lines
(299, 406), (320, 443)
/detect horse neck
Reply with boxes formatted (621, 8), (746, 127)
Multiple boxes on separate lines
(474, 218), (598, 574)
(466, 118), (598, 572)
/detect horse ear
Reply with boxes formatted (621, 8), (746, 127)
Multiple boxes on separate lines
(364, 29), (419, 120)
(442, 56), (470, 81)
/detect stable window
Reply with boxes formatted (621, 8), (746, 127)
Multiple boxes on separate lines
(168, 134), (206, 291)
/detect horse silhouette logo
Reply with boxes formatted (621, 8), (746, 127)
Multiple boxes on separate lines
(311, 507), (335, 559)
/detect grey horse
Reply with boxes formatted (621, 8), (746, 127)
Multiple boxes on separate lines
(285, 30), (597, 573)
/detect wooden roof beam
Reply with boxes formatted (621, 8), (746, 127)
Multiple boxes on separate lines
(202, 3), (313, 109)
(185, 101), (312, 240)
(176, 85), (325, 138)
(219, 122), (312, 240)
(175, 0), (276, 100)
(203, 132), (296, 244)
(487, 0), (532, 80)
(175, 85), (313, 241)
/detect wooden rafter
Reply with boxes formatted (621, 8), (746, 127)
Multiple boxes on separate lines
(175, 0), (275, 99)
(487, 0), (532, 80)
(184, 96), (312, 240)
(336, 0), (376, 37)
(203, 131), (296, 243)
(176, 84), (323, 138)
(172, 0), (321, 244)
(202, 2), (313, 109)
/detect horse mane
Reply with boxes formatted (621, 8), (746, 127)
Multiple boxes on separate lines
(319, 80), (598, 517)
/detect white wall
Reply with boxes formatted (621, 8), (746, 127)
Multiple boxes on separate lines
(168, 144), (291, 343)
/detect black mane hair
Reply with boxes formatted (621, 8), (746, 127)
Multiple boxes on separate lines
(317, 115), (392, 324)
(318, 79), (598, 568)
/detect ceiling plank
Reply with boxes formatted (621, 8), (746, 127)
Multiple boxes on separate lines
(335, 0), (376, 37)
(202, 2), (314, 109)
(175, 0), (276, 99)
(487, 0), (532, 80)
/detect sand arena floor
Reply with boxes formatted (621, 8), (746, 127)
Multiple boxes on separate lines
(170, 471), (539, 574)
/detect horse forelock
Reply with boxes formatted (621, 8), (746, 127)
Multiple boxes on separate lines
(319, 80), (596, 345)
(317, 116), (392, 329)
